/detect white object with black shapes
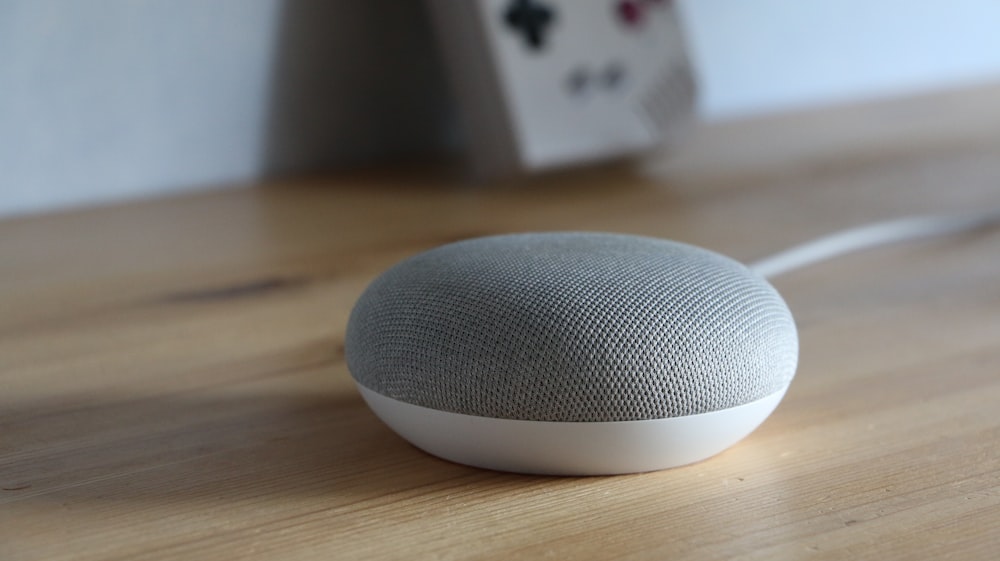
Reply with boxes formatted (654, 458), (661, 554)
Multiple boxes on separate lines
(427, 0), (697, 178)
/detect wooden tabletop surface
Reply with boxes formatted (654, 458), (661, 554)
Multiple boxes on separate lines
(2, 86), (999, 560)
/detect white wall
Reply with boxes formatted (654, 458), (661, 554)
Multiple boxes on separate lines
(0, 0), (450, 218)
(0, 1), (280, 216)
(3, 0), (1000, 218)
(679, 0), (1000, 120)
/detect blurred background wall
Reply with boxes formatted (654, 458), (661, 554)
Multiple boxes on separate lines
(2, 0), (1000, 218)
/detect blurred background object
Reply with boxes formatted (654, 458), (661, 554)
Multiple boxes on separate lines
(2, 0), (1000, 218)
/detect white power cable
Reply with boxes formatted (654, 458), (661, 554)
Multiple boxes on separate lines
(749, 210), (1000, 279)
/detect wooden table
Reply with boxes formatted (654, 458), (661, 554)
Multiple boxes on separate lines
(3, 86), (999, 560)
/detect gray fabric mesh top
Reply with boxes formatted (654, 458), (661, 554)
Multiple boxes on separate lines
(346, 233), (797, 422)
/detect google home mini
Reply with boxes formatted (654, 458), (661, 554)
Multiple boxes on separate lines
(345, 232), (798, 475)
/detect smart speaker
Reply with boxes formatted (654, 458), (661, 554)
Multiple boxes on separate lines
(345, 232), (798, 475)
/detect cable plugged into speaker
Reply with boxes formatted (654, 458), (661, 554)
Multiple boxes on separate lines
(345, 211), (1000, 475)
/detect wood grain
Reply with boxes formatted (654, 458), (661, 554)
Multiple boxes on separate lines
(2, 86), (1000, 560)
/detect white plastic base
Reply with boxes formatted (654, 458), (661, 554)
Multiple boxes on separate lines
(357, 385), (788, 475)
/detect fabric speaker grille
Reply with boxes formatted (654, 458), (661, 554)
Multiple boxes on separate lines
(346, 233), (797, 422)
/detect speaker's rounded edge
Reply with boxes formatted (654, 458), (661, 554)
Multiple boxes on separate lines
(356, 384), (789, 475)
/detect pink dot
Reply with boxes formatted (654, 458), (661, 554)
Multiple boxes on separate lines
(618, 0), (643, 26)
